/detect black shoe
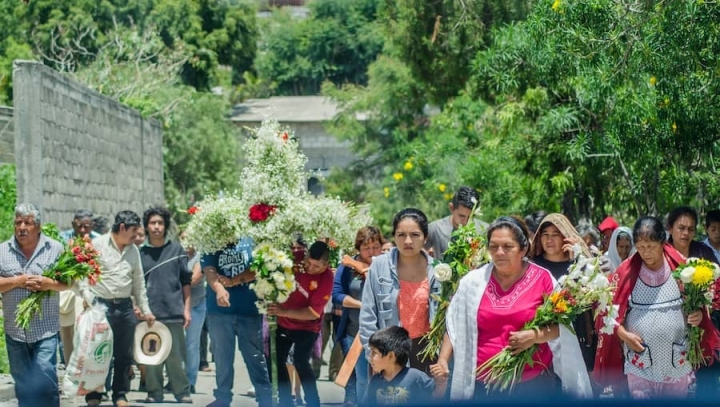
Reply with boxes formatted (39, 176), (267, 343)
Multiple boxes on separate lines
(190, 385), (196, 394)
(164, 383), (172, 393)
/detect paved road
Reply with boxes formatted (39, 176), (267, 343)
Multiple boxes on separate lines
(5, 345), (346, 407)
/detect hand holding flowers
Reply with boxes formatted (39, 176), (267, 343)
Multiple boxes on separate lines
(672, 257), (720, 368)
(16, 235), (102, 329)
(476, 255), (616, 393)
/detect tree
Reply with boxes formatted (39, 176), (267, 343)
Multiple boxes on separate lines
(254, 0), (385, 95)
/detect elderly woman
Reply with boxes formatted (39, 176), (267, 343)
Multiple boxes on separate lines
(594, 216), (717, 399)
(605, 226), (635, 273)
(359, 208), (441, 375)
(433, 216), (591, 400)
(332, 226), (384, 405)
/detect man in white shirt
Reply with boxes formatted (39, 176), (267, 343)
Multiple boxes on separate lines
(78, 210), (155, 407)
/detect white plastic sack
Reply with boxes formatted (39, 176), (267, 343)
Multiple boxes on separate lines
(62, 303), (114, 396)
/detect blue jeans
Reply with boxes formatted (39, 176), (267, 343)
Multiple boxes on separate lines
(207, 313), (271, 407)
(354, 348), (369, 404)
(185, 301), (207, 386)
(6, 334), (59, 407)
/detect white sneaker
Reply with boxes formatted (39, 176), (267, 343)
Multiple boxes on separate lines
(247, 387), (255, 397)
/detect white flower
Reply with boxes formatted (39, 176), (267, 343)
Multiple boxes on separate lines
(705, 291), (715, 302)
(266, 260), (278, 272)
(272, 271), (286, 286)
(680, 267), (695, 284)
(558, 275), (568, 286)
(687, 257), (701, 264)
(599, 304), (620, 335)
(588, 274), (610, 290)
(713, 264), (720, 280)
(433, 263), (453, 282)
(572, 244), (583, 259)
(580, 275), (590, 286)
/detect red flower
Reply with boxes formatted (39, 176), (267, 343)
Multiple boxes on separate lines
(187, 206), (200, 215)
(282, 132), (289, 142)
(249, 203), (277, 223)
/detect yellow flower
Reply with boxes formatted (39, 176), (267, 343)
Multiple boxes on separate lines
(550, 292), (561, 304)
(383, 187), (390, 198)
(443, 193), (453, 201)
(438, 183), (447, 192)
(284, 280), (294, 291)
(693, 265), (714, 285)
(554, 299), (568, 313)
(393, 172), (404, 181)
(551, 0), (561, 11)
(649, 76), (657, 86)
(672, 122), (678, 133)
(403, 161), (413, 171)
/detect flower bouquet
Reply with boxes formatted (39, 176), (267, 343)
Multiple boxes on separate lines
(476, 255), (616, 393)
(672, 257), (720, 369)
(419, 203), (489, 362)
(250, 243), (297, 313)
(16, 236), (102, 329)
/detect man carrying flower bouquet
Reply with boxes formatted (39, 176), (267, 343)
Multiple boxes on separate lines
(202, 237), (272, 407)
(78, 210), (156, 407)
(267, 241), (334, 407)
(0, 203), (66, 407)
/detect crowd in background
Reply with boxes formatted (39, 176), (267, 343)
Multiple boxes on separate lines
(2, 189), (720, 406)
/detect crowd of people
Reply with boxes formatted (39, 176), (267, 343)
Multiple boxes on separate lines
(1, 186), (720, 406)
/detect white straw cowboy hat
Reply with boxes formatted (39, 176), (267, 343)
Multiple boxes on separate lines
(134, 321), (172, 366)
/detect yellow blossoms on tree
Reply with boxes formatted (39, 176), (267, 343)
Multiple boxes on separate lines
(649, 76), (657, 86)
(551, 0), (561, 12)
(383, 187), (390, 198)
(438, 183), (447, 192)
(403, 161), (413, 171)
(443, 193), (453, 201)
(393, 172), (404, 181)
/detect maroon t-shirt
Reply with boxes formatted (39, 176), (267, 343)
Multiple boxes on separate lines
(278, 268), (333, 333)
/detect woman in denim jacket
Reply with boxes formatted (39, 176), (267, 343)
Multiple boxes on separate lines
(358, 208), (441, 378)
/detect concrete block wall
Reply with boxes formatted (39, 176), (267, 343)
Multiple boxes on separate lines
(12, 61), (164, 226)
(0, 107), (13, 164)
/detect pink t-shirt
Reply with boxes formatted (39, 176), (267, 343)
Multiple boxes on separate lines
(476, 263), (554, 382)
(398, 279), (430, 339)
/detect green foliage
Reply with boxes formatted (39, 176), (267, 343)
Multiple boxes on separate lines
(325, 0), (720, 228)
(1, 0), (258, 102)
(0, 165), (16, 242)
(0, 317), (7, 374)
(254, 0), (385, 95)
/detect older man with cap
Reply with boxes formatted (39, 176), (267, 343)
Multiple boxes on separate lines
(0, 203), (66, 407)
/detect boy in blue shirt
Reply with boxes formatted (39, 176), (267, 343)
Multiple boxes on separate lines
(363, 326), (446, 405)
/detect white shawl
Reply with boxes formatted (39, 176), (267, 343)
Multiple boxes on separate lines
(446, 263), (593, 400)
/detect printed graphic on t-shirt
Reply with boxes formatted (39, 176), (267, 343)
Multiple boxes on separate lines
(218, 248), (249, 277)
(375, 386), (410, 404)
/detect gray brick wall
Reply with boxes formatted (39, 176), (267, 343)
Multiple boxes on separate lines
(0, 106), (13, 164)
(12, 61), (164, 226)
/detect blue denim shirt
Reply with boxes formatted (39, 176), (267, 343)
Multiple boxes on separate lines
(358, 248), (440, 354)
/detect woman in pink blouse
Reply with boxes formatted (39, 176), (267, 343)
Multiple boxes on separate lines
(432, 216), (591, 400)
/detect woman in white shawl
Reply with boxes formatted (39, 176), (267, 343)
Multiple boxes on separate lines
(430, 216), (592, 400)
(605, 226), (635, 273)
